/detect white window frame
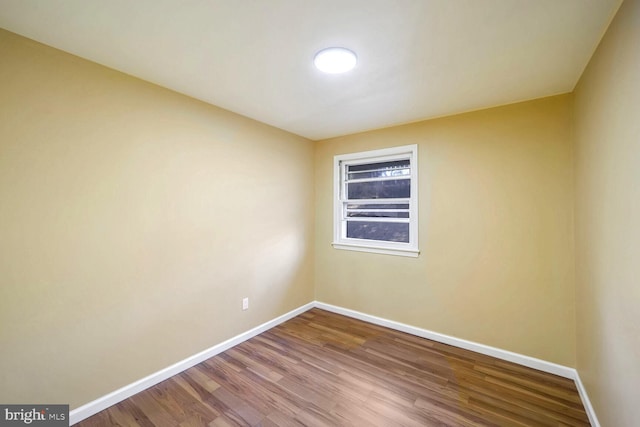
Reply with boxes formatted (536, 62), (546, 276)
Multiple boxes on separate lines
(333, 144), (419, 257)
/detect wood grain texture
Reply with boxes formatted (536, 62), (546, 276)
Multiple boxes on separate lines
(76, 309), (589, 426)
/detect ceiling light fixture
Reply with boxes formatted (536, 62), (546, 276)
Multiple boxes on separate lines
(314, 47), (357, 74)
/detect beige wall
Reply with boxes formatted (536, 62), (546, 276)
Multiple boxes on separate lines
(315, 95), (576, 366)
(0, 29), (315, 408)
(574, 0), (640, 425)
(3, 1), (638, 419)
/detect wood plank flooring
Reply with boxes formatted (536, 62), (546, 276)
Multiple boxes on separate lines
(76, 308), (590, 426)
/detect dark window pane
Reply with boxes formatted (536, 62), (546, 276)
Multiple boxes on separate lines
(348, 168), (410, 180)
(347, 221), (409, 243)
(347, 179), (410, 199)
(347, 211), (409, 218)
(347, 160), (411, 180)
(347, 203), (409, 210)
(348, 160), (409, 172)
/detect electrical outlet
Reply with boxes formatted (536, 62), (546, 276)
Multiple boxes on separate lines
(242, 297), (249, 311)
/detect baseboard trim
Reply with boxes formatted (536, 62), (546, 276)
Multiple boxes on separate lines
(314, 301), (575, 379)
(315, 302), (602, 425)
(69, 301), (315, 425)
(574, 371), (601, 427)
(71, 300), (600, 426)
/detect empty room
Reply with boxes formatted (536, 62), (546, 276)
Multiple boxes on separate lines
(0, 1), (638, 426)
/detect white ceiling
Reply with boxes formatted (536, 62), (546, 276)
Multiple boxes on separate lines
(0, 0), (622, 140)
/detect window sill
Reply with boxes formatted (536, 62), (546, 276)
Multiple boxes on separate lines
(332, 242), (419, 258)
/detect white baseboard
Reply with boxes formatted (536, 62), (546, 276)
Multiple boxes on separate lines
(574, 371), (601, 427)
(69, 301), (315, 425)
(70, 300), (600, 426)
(315, 302), (602, 426)
(315, 301), (575, 378)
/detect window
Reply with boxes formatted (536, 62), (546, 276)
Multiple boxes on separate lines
(333, 144), (419, 257)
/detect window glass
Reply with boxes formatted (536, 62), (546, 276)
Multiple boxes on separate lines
(333, 145), (419, 257)
(347, 179), (410, 199)
(346, 221), (410, 243)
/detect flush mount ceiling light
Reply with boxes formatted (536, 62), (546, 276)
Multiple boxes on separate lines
(314, 47), (357, 74)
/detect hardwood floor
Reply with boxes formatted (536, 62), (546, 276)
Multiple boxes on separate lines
(76, 309), (590, 426)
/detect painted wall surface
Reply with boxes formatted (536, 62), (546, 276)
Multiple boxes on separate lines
(573, 0), (640, 425)
(315, 95), (576, 366)
(0, 29), (315, 408)
(3, 1), (638, 419)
